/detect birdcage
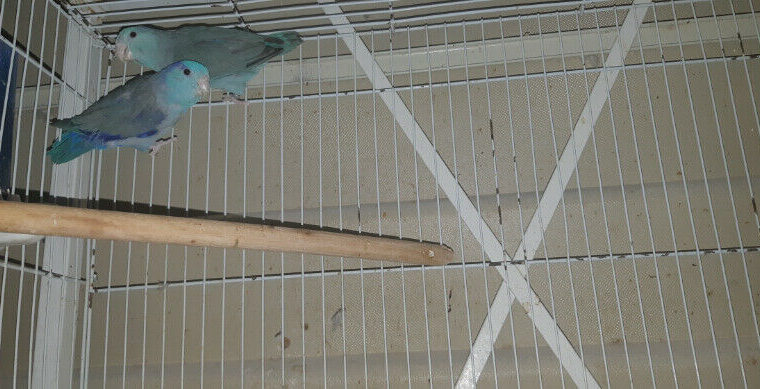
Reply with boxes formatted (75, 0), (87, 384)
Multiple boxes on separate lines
(1, 0), (759, 387)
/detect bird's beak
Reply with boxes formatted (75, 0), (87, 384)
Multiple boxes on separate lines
(197, 76), (210, 96)
(114, 42), (132, 61)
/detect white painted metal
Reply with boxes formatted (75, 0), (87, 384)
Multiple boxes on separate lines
(2, 0), (759, 387)
(320, 0), (604, 387)
(18, 12), (760, 111)
(31, 19), (99, 388)
(459, 1), (651, 386)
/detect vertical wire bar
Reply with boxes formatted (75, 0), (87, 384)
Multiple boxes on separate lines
(651, 4), (724, 386)
(24, 0), (51, 195)
(631, 4), (701, 386)
(95, 51), (112, 207)
(11, 0), (37, 195)
(407, 28), (421, 245)
(180, 102), (195, 389)
(409, 25), (433, 388)
(537, 13), (587, 388)
(39, 10), (62, 197)
(0, 245), (7, 365)
(0, 249), (7, 372)
(144, 56), (158, 384)
(534, 15), (582, 388)
(461, 20), (498, 387)
(100, 64), (119, 386)
(125, 63), (145, 388)
(560, 11), (609, 388)
(369, 30), (391, 387)
(498, 17), (523, 388)
(0, 0), (25, 364)
(84, 75), (97, 389)
(427, 21), (456, 373)
(122, 153), (136, 387)
(27, 9), (57, 370)
(111, 61), (127, 210)
(388, 26), (412, 387)
(160, 35), (179, 384)
(83, 45), (106, 389)
(222, 90), (232, 389)
(103, 51), (127, 389)
(556, 6), (616, 387)
(241, 85), (249, 389)
(352, 31), (370, 389)
(317, 34), (328, 388)
(0, 0), (9, 142)
(334, 34), (348, 389)
(181, 244), (188, 389)
(261, 57), (268, 386)
(142, 75), (157, 387)
(481, 17), (508, 387)
(683, 3), (749, 384)
(200, 84), (214, 389)
(27, 243), (42, 386)
(161, 99), (177, 389)
(593, 7), (659, 386)
(517, 15), (546, 387)
(402, 26), (415, 386)
(612, 6), (682, 386)
(141, 206), (150, 385)
(574, 9), (634, 387)
(72, 34), (94, 388)
(443, 22), (477, 386)
(389, 26), (411, 389)
(526, 15), (565, 388)
(61, 26), (84, 388)
(297, 46), (304, 389)
(279, 52), (286, 387)
(18, 0), (50, 384)
(12, 244), (27, 388)
(706, 0), (760, 352)
(0, 0), (22, 162)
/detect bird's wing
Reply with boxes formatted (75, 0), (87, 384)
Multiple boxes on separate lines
(170, 26), (283, 78)
(53, 74), (166, 138)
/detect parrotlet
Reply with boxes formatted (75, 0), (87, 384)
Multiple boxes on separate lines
(47, 60), (209, 164)
(115, 25), (302, 97)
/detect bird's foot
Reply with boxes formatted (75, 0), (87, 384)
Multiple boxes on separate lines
(222, 93), (246, 105)
(149, 135), (178, 156)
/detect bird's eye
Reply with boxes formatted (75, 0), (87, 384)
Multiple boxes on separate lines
(129, 31), (137, 38)
(183, 68), (191, 76)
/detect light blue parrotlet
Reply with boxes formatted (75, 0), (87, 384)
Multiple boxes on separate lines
(47, 60), (209, 164)
(114, 25), (302, 98)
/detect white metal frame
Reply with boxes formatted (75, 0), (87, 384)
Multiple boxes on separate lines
(2, 0), (755, 386)
(458, 2), (652, 386)
(31, 19), (99, 388)
(319, 0), (651, 387)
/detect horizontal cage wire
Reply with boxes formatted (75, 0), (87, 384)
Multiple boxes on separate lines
(1, 0), (760, 387)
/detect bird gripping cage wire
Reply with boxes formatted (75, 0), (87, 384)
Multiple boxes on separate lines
(1, 0), (760, 387)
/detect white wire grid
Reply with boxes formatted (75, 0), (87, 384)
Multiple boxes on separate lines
(1, 0), (760, 387)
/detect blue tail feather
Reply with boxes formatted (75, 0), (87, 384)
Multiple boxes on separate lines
(47, 130), (96, 164)
(265, 31), (302, 55)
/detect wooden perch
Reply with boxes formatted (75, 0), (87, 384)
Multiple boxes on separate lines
(0, 201), (453, 266)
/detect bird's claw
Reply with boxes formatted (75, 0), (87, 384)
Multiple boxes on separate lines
(222, 93), (246, 105)
(149, 135), (178, 156)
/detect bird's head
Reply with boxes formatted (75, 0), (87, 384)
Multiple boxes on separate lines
(160, 60), (210, 107)
(115, 26), (165, 69)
